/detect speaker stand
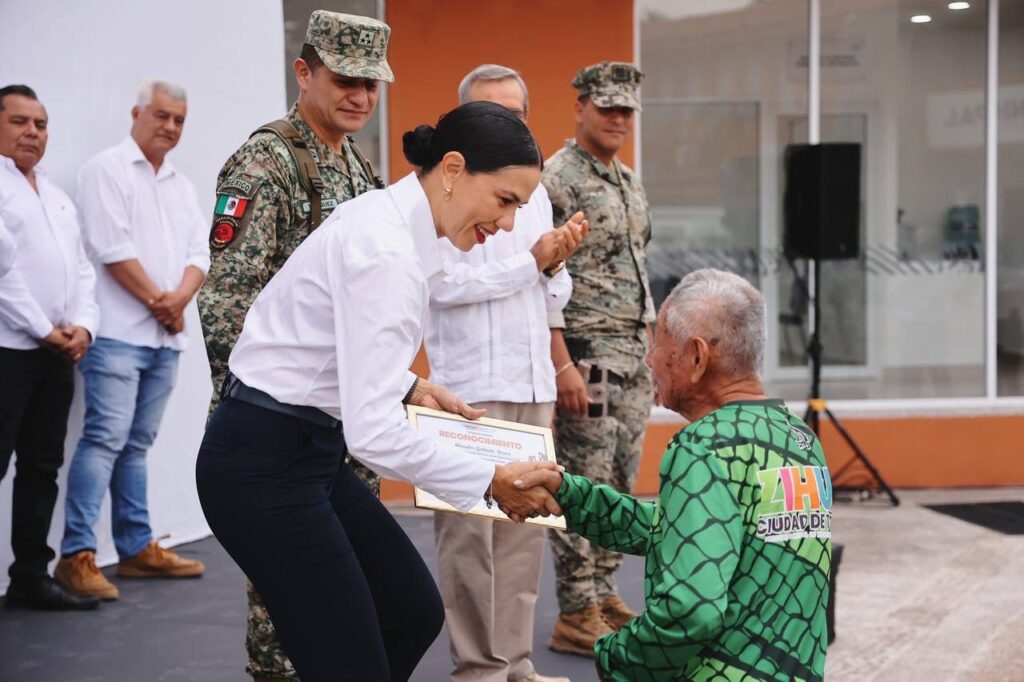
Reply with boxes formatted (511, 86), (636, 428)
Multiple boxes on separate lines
(792, 257), (899, 507)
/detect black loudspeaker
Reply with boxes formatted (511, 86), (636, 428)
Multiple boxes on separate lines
(783, 143), (861, 260)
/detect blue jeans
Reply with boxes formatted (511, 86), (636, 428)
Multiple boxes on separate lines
(61, 337), (179, 560)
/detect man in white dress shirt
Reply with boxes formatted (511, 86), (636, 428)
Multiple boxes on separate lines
(0, 84), (100, 611)
(55, 81), (210, 602)
(425, 65), (587, 682)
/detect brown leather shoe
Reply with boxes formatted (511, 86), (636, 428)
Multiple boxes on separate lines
(117, 540), (205, 578)
(548, 603), (614, 657)
(600, 594), (638, 630)
(55, 551), (119, 600)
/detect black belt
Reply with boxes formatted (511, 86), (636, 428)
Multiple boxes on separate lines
(223, 374), (339, 429)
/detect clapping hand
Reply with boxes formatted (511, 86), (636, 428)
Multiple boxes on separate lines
(491, 460), (565, 523)
(530, 211), (589, 272)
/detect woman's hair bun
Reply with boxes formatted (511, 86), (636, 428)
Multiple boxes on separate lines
(402, 124), (435, 167)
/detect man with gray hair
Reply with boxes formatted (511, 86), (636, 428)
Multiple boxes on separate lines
(514, 269), (832, 681)
(424, 63), (586, 682)
(56, 80), (210, 601)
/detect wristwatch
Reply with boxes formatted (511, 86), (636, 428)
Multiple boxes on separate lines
(543, 260), (566, 278)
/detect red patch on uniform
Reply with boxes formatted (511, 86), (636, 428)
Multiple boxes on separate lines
(211, 220), (237, 249)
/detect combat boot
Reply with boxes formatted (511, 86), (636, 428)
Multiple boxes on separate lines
(600, 593), (638, 630)
(117, 540), (204, 578)
(55, 550), (119, 600)
(548, 603), (614, 657)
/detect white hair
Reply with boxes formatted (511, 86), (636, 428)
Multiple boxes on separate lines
(136, 80), (187, 108)
(458, 64), (529, 114)
(661, 268), (766, 378)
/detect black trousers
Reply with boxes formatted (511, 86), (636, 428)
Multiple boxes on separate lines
(0, 347), (75, 581)
(196, 398), (444, 682)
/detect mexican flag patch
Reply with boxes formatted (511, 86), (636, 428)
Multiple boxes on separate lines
(215, 193), (248, 218)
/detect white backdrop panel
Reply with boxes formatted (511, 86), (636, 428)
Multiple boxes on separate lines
(0, 0), (287, 594)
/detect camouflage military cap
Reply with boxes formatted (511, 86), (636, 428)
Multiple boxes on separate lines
(305, 10), (394, 82)
(572, 61), (644, 111)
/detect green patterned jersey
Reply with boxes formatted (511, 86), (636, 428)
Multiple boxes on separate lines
(556, 400), (832, 681)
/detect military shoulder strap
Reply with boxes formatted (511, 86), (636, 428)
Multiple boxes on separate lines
(252, 120), (325, 228)
(346, 135), (385, 189)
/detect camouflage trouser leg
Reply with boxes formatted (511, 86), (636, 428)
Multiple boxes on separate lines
(242, 457), (380, 680)
(245, 582), (299, 680)
(593, 363), (651, 600)
(548, 361), (652, 614)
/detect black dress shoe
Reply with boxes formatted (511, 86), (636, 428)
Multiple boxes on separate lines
(4, 575), (100, 611)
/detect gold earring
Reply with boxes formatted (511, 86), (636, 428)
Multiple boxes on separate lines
(443, 186), (453, 201)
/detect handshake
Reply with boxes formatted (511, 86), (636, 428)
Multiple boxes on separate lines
(490, 461), (570, 524)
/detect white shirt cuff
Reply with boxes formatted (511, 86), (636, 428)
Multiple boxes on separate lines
(96, 242), (138, 264)
(430, 459), (496, 512)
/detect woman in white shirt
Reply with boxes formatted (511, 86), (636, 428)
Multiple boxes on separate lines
(196, 101), (562, 681)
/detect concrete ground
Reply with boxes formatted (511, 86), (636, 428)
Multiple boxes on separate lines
(1, 488), (1022, 681)
(826, 487), (1024, 682)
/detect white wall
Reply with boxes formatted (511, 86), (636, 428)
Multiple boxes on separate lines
(0, 0), (287, 594)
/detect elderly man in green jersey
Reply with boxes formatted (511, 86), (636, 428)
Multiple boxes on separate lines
(514, 268), (832, 681)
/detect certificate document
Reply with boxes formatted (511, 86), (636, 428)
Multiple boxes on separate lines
(407, 405), (567, 530)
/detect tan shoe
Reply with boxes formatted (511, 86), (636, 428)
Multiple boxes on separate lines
(55, 551), (119, 601)
(117, 540), (205, 578)
(548, 603), (614, 657)
(600, 594), (638, 630)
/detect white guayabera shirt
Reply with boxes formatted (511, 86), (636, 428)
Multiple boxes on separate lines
(424, 183), (572, 406)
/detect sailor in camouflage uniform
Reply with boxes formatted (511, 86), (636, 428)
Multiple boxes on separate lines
(541, 61), (657, 658)
(197, 11), (392, 682)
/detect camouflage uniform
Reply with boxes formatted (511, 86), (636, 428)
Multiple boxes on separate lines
(541, 62), (656, 615)
(197, 11), (392, 680)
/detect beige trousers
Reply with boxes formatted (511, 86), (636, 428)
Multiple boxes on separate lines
(434, 400), (555, 682)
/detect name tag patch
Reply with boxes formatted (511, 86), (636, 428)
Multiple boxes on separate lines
(300, 198), (339, 214)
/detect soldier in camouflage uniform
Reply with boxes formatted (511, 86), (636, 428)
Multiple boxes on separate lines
(197, 11), (392, 682)
(541, 61), (657, 658)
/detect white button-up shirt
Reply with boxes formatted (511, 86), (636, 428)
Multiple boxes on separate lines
(77, 137), (210, 350)
(425, 184), (571, 405)
(229, 173), (495, 512)
(0, 157), (98, 350)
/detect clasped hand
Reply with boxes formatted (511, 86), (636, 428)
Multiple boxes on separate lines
(147, 290), (187, 334)
(40, 325), (91, 363)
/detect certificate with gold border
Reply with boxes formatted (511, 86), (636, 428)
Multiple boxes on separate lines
(407, 405), (567, 530)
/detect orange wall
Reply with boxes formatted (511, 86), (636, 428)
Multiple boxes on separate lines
(376, 1), (1024, 502)
(636, 415), (1024, 492)
(385, 0), (635, 181)
(382, 0), (635, 500)
(383, 414), (1024, 502)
